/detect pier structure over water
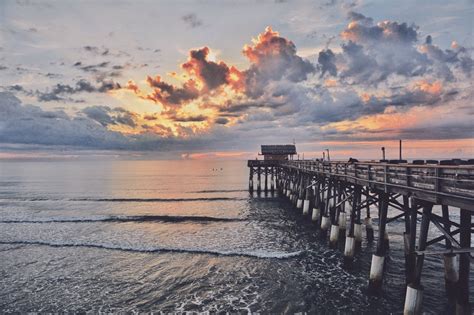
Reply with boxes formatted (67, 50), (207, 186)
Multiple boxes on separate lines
(248, 153), (473, 315)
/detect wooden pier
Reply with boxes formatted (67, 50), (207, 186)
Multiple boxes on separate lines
(248, 157), (473, 314)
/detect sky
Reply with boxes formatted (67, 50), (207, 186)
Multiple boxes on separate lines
(0, 0), (473, 160)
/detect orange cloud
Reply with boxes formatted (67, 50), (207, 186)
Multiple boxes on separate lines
(412, 80), (442, 95)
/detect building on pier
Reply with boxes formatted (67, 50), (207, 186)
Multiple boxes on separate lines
(260, 144), (297, 161)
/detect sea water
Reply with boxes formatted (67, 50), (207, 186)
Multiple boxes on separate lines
(0, 159), (471, 313)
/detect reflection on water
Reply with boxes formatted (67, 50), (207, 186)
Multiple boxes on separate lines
(0, 160), (471, 313)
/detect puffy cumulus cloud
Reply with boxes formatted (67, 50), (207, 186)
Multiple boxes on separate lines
(341, 14), (418, 43)
(242, 27), (315, 97)
(324, 11), (473, 84)
(181, 47), (243, 91)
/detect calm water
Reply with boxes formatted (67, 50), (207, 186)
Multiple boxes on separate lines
(0, 160), (471, 313)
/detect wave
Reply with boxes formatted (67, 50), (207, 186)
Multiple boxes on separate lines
(0, 240), (304, 259)
(1, 196), (245, 202)
(0, 215), (244, 224)
(72, 197), (244, 202)
(191, 189), (247, 193)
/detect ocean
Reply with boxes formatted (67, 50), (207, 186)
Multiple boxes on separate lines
(0, 159), (471, 313)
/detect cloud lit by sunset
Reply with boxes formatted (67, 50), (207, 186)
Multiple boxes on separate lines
(0, 0), (472, 158)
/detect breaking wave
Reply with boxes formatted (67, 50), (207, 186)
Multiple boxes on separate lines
(0, 240), (304, 259)
(0, 215), (244, 224)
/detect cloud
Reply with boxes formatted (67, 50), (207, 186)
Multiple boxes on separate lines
(30, 79), (121, 102)
(182, 13), (203, 28)
(2, 12), (472, 154)
(317, 49), (337, 77)
(215, 117), (229, 125)
(0, 92), (130, 149)
(145, 75), (200, 107)
(242, 27), (315, 97)
(81, 106), (137, 127)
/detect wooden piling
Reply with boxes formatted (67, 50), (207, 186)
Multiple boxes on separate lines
(403, 202), (433, 314)
(264, 167), (268, 193)
(369, 191), (389, 293)
(456, 209), (471, 314)
(257, 166), (261, 193)
(249, 168), (254, 193)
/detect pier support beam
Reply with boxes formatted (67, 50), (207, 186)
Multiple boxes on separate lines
(303, 181), (311, 215)
(263, 166), (268, 193)
(365, 189), (374, 242)
(296, 174), (304, 209)
(270, 167), (275, 193)
(248, 168), (254, 193)
(403, 202), (433, 315)
(441, 205), (458, 302)
(312, 180), (321, 222)
(369, 191), (389, 293)
(257, 166), (261, 193)
(321, 179), (333, 233)
(456, 209), (471, 315)
(345, 186), (360, 260)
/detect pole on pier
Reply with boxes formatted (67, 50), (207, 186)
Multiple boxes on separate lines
(399, 139), (403, 160)
(369, 191), (389, 293)
(456, 209), (471, 314)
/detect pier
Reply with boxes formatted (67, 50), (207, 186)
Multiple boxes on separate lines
(248, 145), (473, 314)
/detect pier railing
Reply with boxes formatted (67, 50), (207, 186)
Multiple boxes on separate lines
(249, 159), (474, 210)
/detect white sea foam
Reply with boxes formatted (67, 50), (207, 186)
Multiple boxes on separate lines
(0, 240), (304, 259)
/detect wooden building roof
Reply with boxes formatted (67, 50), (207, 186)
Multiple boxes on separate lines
(261, 144), (297, 155)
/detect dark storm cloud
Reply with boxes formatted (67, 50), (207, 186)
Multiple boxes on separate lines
(215, 117), (229, 125)
(146, 75), (200, 107)
(182, 47), (231, 90)
(82, 106), (137, 127)
(20, 79), (122, 102)
(317, 49), (337, 77)
(166, 113), (208, 122)
(182, 13), (203, 28)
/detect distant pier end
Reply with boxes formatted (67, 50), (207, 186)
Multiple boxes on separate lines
(247, 146), (473, 315)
